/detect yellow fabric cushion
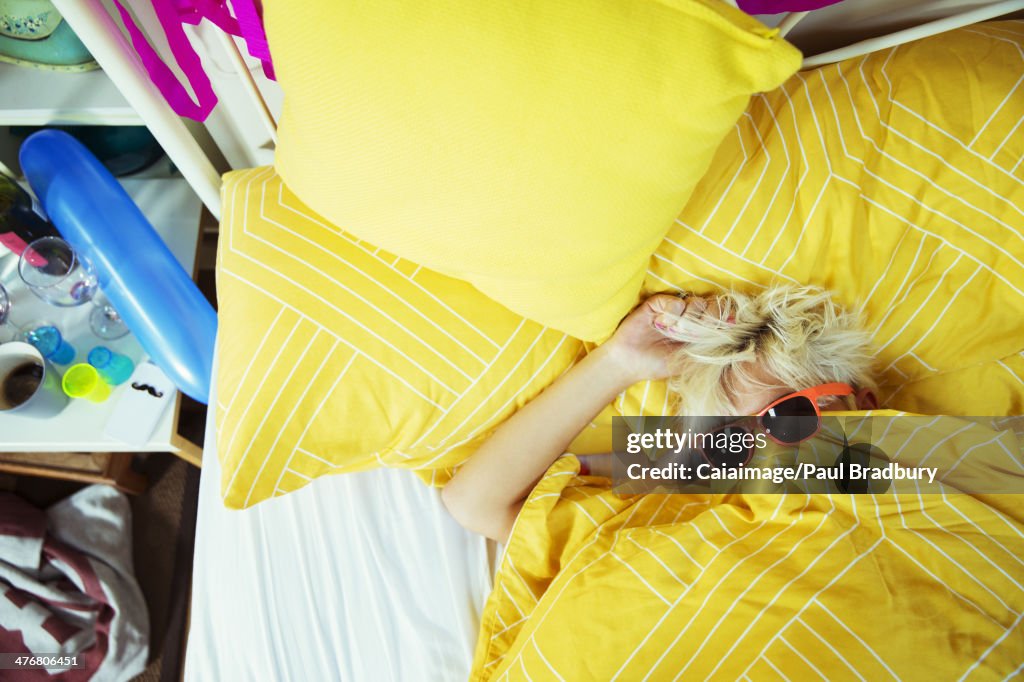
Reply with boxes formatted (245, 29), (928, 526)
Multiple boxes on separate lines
(474, 443), (1024, 679)
(265, 0), (801, 341)
(215, 168), (582, 508)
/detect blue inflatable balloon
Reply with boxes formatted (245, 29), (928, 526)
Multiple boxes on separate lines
(20, 130), (216, 404)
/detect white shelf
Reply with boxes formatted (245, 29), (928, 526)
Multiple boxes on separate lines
(0, 178), (202, 452)
(0, 62), (141, 126)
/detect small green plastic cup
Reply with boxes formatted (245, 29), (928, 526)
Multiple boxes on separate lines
(62, 363), (112, 403)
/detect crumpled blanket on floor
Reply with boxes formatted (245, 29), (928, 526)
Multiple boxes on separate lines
(0, 485), (148, 681)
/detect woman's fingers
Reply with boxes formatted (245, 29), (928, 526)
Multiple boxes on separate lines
(647, 293), (687, 331)
(654, 295), (717, 340)
(649, 293), (688, 315)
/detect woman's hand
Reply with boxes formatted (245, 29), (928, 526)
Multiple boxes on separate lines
(602, 293), (690, 384)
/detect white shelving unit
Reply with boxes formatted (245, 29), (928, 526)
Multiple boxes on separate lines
(0, 61), (141, 126)
(0, 38), (208, 466)
(0, 178), (202, 457)
(47, 0), (225, 217)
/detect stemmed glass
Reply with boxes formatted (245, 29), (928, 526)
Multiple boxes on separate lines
(88, 290), (129, 340)
(0, 282), (12, 342)
(17, 237), (130, 340)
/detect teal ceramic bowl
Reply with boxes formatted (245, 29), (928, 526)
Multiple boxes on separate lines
(0, 0), (96, 70)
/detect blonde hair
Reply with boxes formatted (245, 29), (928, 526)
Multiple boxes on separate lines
(657, 285), (875, 416)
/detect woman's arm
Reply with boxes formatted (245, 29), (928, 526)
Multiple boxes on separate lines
(442, 294), (688, 542)
(441, 343), (634, 542)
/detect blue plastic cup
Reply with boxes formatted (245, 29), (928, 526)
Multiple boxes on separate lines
(23, 325), (75, 365)
(87, 346), (134, 385)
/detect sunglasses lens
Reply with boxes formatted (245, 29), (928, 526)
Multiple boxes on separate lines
(762, 395), (818, 443)
(704, 424), (752, 468)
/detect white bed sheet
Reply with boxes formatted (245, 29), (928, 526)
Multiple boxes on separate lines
(184, 384), (494, 682)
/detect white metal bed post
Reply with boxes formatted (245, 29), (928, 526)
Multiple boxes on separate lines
(802, 0), (1024, 67)
(49, 0), (224, 219)
(213, 31), (278, 144)
(778, 11), (809, 37)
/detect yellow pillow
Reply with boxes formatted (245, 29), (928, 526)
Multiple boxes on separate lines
(266, 0), (801, 341)
(215, 168), (582, 508)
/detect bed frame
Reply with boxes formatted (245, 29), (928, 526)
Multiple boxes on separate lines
(42, 3), (1018, 680)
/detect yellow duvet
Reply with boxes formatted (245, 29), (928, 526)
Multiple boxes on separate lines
(474, 450), (1024, 679)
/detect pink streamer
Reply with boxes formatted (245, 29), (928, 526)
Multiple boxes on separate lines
(113, 0), (275, 122)
(737, 0), (844, 13)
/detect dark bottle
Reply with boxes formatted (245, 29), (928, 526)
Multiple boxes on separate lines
(0, 171), (60, 258)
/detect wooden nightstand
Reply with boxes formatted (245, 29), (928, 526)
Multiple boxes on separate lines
(0, 451), (146, 494)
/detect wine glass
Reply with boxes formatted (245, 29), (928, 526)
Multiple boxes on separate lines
(0, 282), (12, 342)
(89, 290), (130, 340)
(18, 236), (96, 306)
(18, 237), (130, 340)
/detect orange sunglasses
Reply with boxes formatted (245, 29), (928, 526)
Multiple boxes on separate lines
(700, 382), (854, 467)
(757, 382), (854, 444)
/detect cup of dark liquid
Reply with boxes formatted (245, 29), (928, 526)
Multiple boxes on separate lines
(0, 342), (68, 418)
